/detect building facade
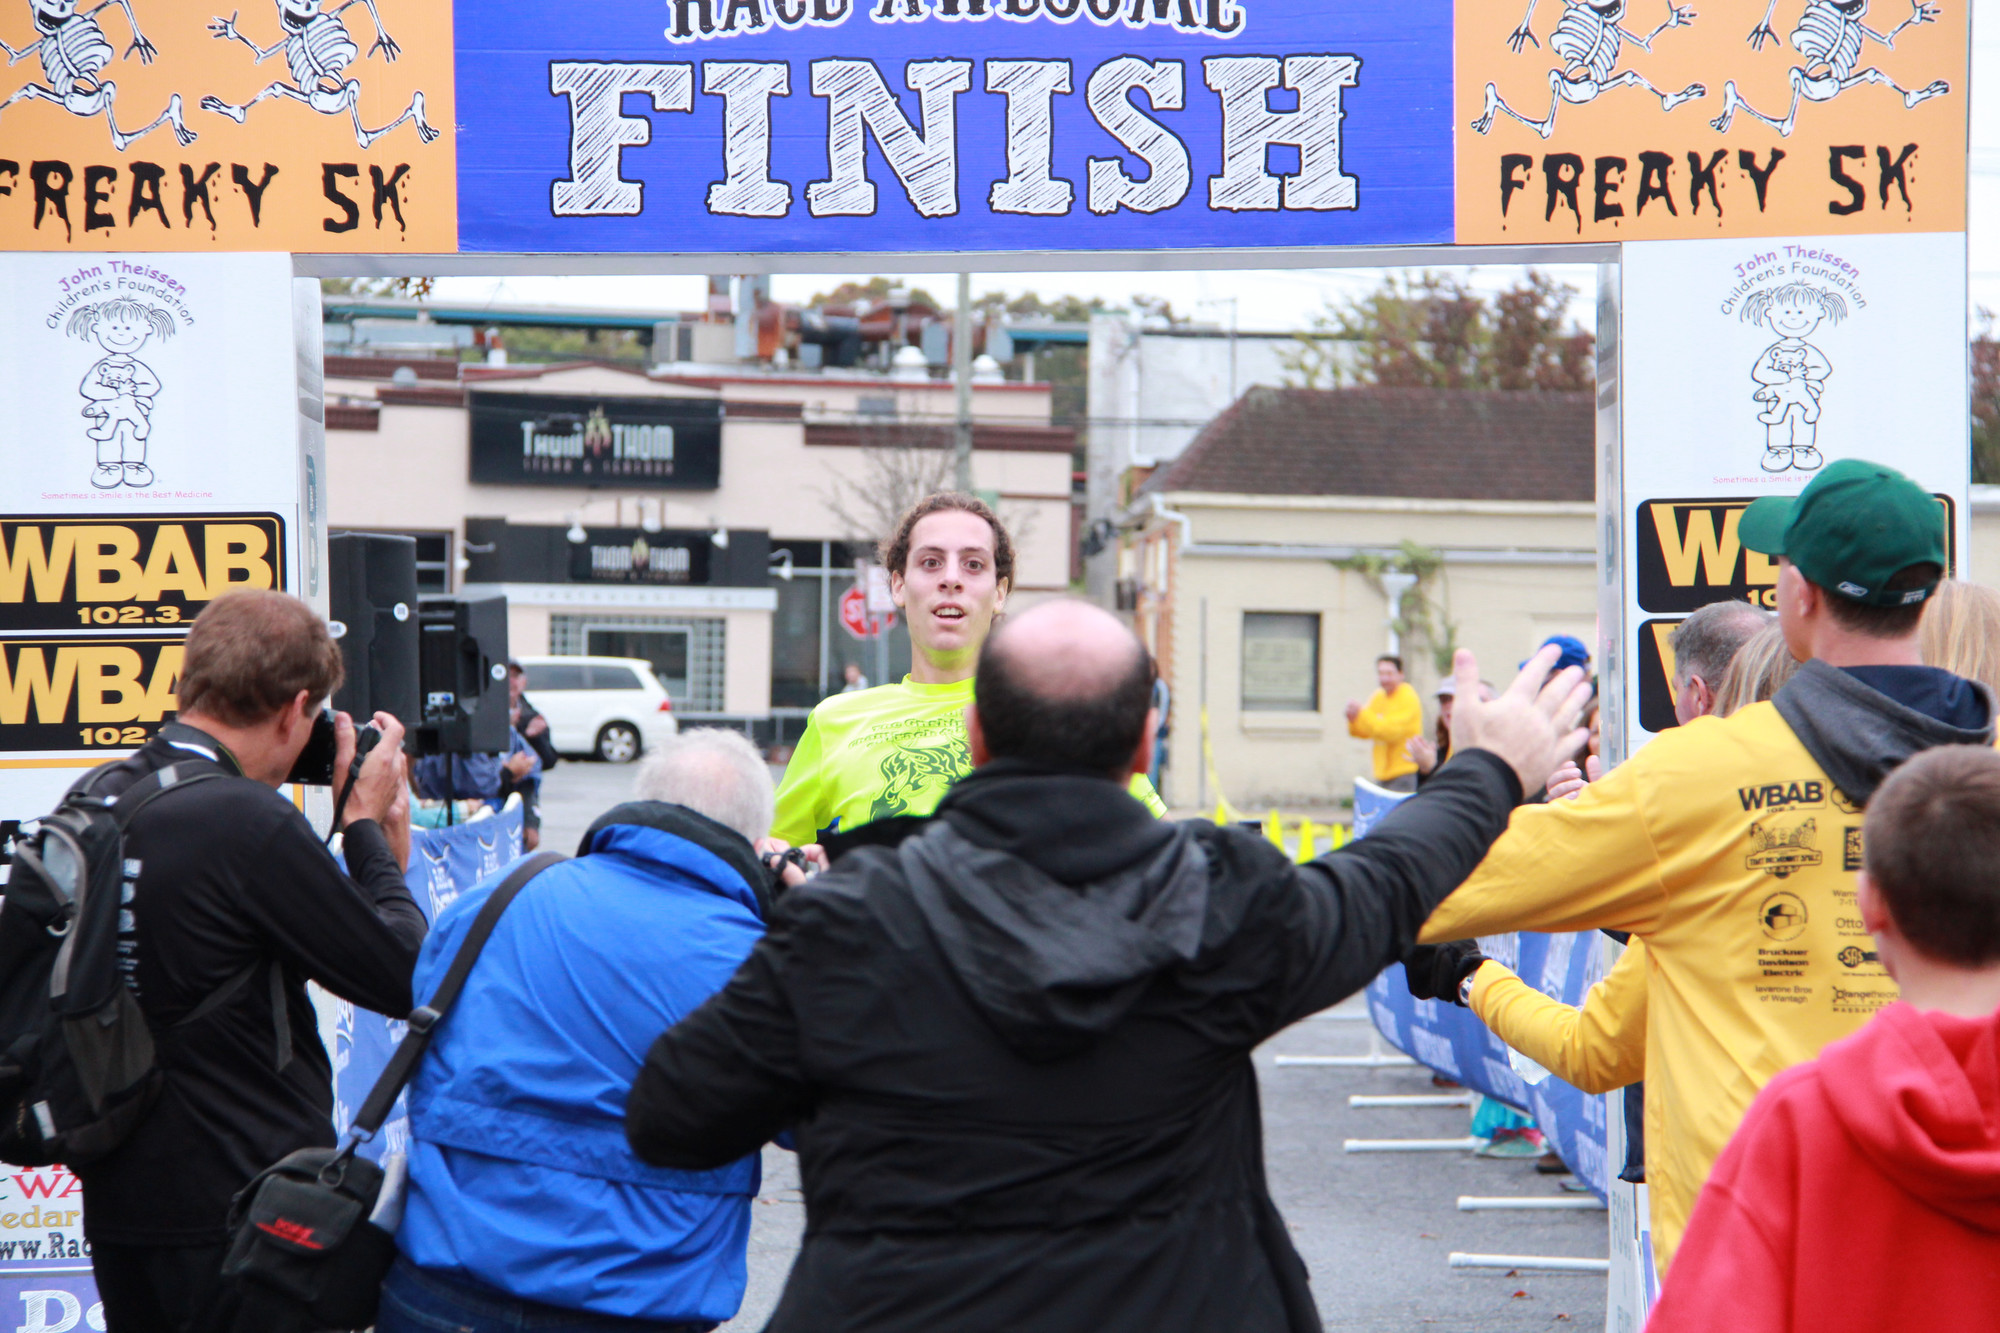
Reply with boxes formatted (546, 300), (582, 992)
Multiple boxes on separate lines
(1122, 385), (1597, 811)
(324, 355), (1073, 736)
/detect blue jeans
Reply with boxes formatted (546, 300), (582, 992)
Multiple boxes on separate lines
(378, 1256), (718, 1333)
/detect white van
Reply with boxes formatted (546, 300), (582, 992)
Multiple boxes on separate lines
(515, 655), (677, 762)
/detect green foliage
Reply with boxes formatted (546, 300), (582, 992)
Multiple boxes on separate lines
(807, 277), (943, 310)
(1333, 542), (1459, 674)
(320, 276), (434, 299)
(1282, 270), (1593, 393)
(492, 325), (648, 365)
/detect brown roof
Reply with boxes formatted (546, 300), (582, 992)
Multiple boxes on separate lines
(1147, 386), (1593, 503)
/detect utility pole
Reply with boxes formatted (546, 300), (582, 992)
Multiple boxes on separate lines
(953, 271), (974, 492)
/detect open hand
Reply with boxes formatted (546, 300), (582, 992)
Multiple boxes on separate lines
(1446, 645), (1591, 799)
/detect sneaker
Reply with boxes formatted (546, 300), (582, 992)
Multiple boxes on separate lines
(122, 463), (154, 487)
(1790, 446), (1822, 471)
(1534, 1151), (1571, 1175)
(92, 463), (122, 489)
(1475, 1128), (1547, 1159)
(1760, 446), (1793, 473)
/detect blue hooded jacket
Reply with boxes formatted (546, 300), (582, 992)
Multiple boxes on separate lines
(396, 802), (771, 1322)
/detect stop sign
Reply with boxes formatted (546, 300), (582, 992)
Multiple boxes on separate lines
(839, 585), (896, 640)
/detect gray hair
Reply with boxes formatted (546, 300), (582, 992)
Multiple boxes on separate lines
(1670, 600), (1771, 692)
(632, 728), (774, 845)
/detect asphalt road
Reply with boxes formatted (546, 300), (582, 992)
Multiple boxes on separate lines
(539, 759), (1608, 1332)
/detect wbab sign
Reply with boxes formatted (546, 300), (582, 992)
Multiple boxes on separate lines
(0, 0), (1967, 252)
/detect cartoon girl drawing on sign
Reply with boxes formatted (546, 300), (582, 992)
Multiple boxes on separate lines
(1740, 281), (1845, 474)
(67, 296), (175, 489)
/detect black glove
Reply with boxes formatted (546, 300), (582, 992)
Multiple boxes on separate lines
(1402, 941), (1487, 1005)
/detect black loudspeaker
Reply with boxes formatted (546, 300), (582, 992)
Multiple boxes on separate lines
(327, 533), (420, 731)
(414, 595), (509, 755)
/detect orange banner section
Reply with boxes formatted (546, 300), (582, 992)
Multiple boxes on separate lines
(1455, 0), (1968, 243)
(0, 0), (454, 251)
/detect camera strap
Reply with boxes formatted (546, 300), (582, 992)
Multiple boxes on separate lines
(347, 850), (565, 1141)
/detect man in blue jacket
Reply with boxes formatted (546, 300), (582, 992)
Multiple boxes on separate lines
(381, 728), (809, 1332)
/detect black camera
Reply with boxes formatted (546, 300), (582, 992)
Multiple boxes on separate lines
(759, 846), (814, 899)
(286, 713), (385, 786)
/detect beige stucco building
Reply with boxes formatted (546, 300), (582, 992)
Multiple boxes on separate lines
(1122, 385), (1999, 813)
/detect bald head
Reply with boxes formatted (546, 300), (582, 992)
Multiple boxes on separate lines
(975, 600), (1155, 778)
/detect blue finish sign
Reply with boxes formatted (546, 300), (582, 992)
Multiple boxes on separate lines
(454, 0), (1453, 253)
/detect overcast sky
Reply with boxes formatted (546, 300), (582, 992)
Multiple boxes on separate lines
(430, 6), (1999, 337)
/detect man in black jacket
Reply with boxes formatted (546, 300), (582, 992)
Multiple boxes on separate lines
(68, 589), (426, 1332)
(626, 599), (1588, 1333)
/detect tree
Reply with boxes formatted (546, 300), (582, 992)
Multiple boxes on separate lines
(320, 276), (434, 299)
(1974, 310), (2000, 484)
(808, 277), (942, 310)
(1281, 270), (1593, 392)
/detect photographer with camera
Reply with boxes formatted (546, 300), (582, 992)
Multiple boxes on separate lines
(379, 729), (812, 1331)
(56, 589), (425, 1332)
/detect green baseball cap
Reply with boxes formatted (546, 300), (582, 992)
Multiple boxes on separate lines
(1737, 458), (1945, 607)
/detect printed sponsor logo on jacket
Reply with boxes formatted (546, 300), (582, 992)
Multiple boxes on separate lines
(1737, 781), (1825, 811)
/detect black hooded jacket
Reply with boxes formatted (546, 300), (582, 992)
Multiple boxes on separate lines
(626, 750), (1524, 1333)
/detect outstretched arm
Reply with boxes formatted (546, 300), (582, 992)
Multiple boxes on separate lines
(0, 31), (44, 63)
(1745, 0), (1781, 49)
(86, 0), (157, 63)
(1622, 3), (1696, 51)
(1418, 752), (1668, 944)
(207, 11), (285, 62)
(1468, 938), (1648, 1093)
(333, 0), (401, 60)
(1509, 0), (1543, 51)
(1863, 0), (1939, 46)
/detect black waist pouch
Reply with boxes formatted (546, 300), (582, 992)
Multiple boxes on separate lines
(222, 1148), (396, 1329)
(217, 851), (563, 1329)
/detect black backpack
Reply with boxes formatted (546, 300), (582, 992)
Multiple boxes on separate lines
(0, 755), (271, 1168)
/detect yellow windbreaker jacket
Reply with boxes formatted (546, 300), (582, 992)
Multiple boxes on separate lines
(1468, 939), (1648, 1096)
(1348, 683), (1422, 782)
(1423, 696), (1922, 1271)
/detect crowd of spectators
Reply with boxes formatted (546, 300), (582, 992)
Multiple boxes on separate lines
(18, 459), (2000, 1333)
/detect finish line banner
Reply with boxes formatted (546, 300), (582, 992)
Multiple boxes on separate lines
(1355, 779), (1614, 1200)
(0, 0), (1967, 252)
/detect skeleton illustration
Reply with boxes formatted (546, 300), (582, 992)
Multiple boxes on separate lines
(1741, 281), (1845, 473)
(67, 297), (175, 490)
(200, 0), (436, 147)
(0, 0), (193, 149)
(1712, 0), (1948, 135)
(1472, 0), (1707, 138)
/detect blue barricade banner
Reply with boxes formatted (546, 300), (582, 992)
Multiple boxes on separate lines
(325, 807), (525, 1163)
(456, 0), (1454, 254)
(1355, 779), (1613, 1200)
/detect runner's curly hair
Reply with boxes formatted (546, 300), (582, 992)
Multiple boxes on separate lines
(879, 492), (1015, 589)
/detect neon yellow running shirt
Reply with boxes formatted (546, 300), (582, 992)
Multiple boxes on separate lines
(772, 675), (1167, 845)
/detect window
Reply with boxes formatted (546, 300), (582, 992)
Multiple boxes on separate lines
(1242, 613), (1320, 712)
(587, 664), (644, 690)
(526, 661), (587, 691)
(586, 629), (692, 701)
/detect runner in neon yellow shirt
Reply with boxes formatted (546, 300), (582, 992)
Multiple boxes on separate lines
(774, 495), (1165, 845)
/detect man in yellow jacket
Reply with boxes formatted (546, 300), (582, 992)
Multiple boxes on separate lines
(1346, 655), (1424, 790)
(1418, 459), (1993, 1275)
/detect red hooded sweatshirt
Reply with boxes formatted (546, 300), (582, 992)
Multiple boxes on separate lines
(1647, 1001), (2000, 1332)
